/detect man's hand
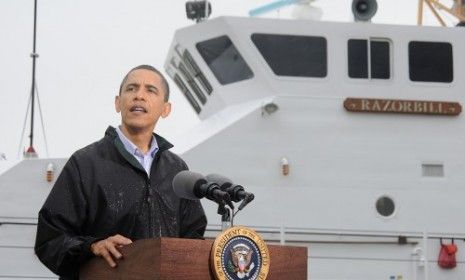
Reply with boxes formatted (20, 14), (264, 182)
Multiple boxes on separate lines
(90, 234), (133, 267)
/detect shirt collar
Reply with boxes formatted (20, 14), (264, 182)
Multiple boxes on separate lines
(115, 126), (159, 158)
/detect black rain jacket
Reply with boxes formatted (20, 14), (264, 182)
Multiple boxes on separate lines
(34, 126), (207, 279)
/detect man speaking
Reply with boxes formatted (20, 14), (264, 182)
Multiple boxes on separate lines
(34, 65), (207, 279)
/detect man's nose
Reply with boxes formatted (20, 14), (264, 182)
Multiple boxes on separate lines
(134, 88), (145, 99)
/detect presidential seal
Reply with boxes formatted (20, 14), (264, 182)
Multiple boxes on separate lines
(210, 226), (270, 280)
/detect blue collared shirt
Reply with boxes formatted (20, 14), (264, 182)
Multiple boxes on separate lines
(116, 126), (159, 177)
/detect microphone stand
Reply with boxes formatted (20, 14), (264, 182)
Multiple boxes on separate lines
(218, 202), (234, 231)
(221, 208), (231, 231)
(219, 192), (254, 231)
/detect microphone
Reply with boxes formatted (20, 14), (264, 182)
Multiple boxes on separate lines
(205, 174), (255, 210)
(172, 170), (234, 209)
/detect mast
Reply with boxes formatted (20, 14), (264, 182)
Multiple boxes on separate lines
(26, 0), (39, 158)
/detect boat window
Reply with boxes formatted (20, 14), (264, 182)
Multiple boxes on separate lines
(178, 62), (207, 105)
(348, 39), (368, 78)
(251, 33), (327, 78)
(409, 41), (453, 83)
(371, 41), (390, 79)
(375, 196), (395, 217)
(196, 35), (254, 85)
(348, 39), (390, 79)
(173, 73), (201, 114)
(182, 50), (213, 95)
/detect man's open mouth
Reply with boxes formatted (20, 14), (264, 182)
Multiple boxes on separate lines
(130, 105), (147, 113)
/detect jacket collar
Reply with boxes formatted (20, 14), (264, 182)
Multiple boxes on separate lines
(105, 126), (174, 175)
(105, 126), (174, 152)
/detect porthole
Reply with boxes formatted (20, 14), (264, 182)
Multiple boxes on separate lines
(376, 196), (395, 217)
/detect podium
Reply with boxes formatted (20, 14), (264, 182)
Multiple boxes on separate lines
(80, 237), (307, 279)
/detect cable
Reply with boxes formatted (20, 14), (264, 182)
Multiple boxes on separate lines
(35, 82), (49, 157)
(17, 94), (32, 159)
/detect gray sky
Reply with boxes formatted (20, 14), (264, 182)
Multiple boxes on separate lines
(0, 0), (455, 167)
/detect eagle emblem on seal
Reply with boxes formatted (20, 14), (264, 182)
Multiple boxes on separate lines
(228, 244), (255, 279)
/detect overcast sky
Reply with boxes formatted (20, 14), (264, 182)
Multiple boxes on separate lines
(0, 0), (456, 170)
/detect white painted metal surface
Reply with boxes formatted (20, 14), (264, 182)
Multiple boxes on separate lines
(0, 159), (66, 279)
(166, 17), (465, 280)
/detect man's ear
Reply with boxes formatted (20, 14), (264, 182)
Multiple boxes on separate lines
(115, 95), (121, 113)
(161, 102), (172, 118)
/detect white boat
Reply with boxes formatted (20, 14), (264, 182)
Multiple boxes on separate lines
(1, 1), (465, 279)
(163, 15), (465, 280)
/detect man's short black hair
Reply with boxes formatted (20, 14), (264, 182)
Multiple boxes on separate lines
(119, 65), (170, 101)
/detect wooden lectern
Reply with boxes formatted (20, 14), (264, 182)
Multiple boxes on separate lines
(80, 237), (307, 279)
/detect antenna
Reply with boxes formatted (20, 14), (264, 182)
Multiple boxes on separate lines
(249, 0), (301, 17)
(248, 0), (322, 20)
(28, 0), (39, 155)
(21, 0), (42, 159)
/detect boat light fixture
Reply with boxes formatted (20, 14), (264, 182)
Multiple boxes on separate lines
(185, 1), (212, 22)
(46, 163), (54, 183)
(263, 102), (279, 115)
(281, 157), (289, 176)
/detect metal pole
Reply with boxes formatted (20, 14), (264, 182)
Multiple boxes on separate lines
(221, 208), (231, 231)
(423, 231), (428, 280)
(418, 0), (424, 25)
(204, 0), (209, 21)
(425, 0), (447, 26)
(432, 0), (465, 21)
(29, 0), (38, 148)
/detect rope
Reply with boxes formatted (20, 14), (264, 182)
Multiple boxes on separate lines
(17, 94), (32, 159)
(35, 82), (49, 157)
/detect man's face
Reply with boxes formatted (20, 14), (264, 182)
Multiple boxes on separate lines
(115, 69), (171, 133)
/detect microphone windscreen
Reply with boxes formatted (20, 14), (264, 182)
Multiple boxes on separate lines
(205, 174), (232, 190)
(172, 170), (205, 199)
